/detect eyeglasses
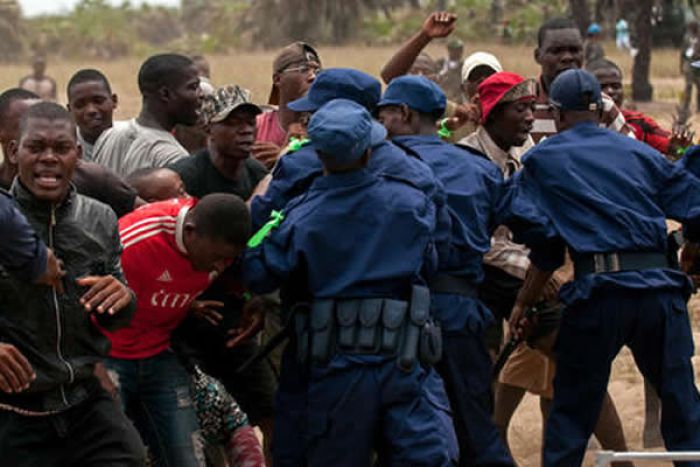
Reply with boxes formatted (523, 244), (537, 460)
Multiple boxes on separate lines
(281, 64), (321, 76)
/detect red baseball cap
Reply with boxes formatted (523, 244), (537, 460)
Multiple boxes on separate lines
(477, 71), (536, 124)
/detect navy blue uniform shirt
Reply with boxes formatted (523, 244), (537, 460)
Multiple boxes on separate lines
(499, 122), (700, 304)
(244, 169), (437, 299)
(249, 140), (451, 256)
(392, 135), (503, 284)
(0, 190), (46, 281)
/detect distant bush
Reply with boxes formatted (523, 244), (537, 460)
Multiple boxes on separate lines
(18, 0), (570, 58)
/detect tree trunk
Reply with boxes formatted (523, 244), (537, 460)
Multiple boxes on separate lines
(632, 0), (653, 101)
(569, 0), (591, 35)
(491, 0), (504, 26)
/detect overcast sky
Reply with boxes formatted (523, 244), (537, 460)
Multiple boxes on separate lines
(18, 0), (180, 17)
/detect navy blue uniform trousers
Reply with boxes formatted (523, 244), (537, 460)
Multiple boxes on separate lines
(545, 287), (700, 466)
(273, 342), (459, 467)
(433, 294), (514, 467)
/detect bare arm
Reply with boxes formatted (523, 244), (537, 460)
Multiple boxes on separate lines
(380, 12), (457, 84)
(509, 264), (554, 339)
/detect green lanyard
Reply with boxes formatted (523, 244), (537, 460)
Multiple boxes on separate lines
(287, 137), (310, 153)
(437, 118), (453, 139)
(247, 210), (285, 248)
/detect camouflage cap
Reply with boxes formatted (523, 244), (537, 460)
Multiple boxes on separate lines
(201, 85), (261, 126)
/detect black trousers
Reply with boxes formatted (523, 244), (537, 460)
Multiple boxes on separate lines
(0, 386), (146, 467)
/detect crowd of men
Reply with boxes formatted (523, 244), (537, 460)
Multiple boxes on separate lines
(0, 10), (699, 467)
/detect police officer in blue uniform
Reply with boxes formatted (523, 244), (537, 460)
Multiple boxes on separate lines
(244, 99), (458, 466)
(0, 190), (64, 291)
(376, 75), (513, 467)
(249, 68), (450, 256)
(499, 69), (700, 466)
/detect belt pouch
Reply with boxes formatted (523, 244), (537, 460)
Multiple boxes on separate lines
(399, 286), (430, 372)
(381, 300), (407, 352)
(419, 320), (443, 365)
(336, 300), (360, 349)
(357, 299), (383, 351)
(310, 300), (335, 364)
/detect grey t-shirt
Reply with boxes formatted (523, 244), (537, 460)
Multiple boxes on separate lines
(92, 119), (188, 177)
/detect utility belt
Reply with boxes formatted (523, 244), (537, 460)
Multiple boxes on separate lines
(294, 286), (442, 372)
(428, 273), (477, 297)
(573, 251), (670, 280)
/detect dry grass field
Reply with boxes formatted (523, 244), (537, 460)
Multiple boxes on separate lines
(2, 42), (699, 466)
(0, 41), (690, 119)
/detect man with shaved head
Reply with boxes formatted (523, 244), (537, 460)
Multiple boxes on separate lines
(93, 53), (202, 177)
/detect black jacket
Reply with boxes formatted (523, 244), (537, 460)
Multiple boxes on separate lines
(0, 181), (136, 412)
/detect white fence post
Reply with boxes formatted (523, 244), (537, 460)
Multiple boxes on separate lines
(595, 450), (700, 465)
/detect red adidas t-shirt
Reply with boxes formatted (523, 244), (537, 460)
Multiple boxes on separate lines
(104, 198), (215, 359)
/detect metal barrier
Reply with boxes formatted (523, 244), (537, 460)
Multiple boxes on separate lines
(595, 450), (700, 466)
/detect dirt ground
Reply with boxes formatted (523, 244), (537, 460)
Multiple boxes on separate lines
(506, 293), (700, 467)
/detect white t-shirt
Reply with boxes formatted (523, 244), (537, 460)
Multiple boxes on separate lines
(78, 120), (128, 162)
(92, 119), (188, 177)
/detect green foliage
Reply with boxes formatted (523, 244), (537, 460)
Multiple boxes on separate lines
(18, 0), (570, 57)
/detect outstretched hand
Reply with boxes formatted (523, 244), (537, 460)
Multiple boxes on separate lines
(441, 103), (480, 133)
(252, 141), (282, 169)
(0, 343), (34, 394)
(669, 117), (695, 159)
(226, 296), (266, 348)
(77, 276), (132, 316)
(190, 300), (225, 326)
(421, 12), (458, 39)
(35, 248), (66, 294)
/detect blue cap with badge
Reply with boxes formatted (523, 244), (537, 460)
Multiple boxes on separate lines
(549, 69), (603, 112)
(307, 98), (387, 165)
(377, 75), (447, 114)
(287, 68), (382, 113)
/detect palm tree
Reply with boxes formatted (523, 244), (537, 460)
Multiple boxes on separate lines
(631, 0), (654, 101)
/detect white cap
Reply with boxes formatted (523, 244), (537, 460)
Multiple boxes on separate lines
(199, 77), (216, 97)
(461, 52), (503, 84)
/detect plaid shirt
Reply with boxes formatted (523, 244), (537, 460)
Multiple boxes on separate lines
(460, 127), (532, 280)
(531, 76), (636, 144)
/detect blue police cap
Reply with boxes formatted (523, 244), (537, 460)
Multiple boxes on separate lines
(377, 75), (447, 114)
(287, 68), (382, 113)
(307, 98), (387, 165)
(549, 69), (603, 112)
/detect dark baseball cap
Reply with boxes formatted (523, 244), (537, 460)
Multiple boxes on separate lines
(549, 69), (603, 112)
(308, 98), (387, 165)
(377, 75), (447, 115)
(268, 41), (321, 105)
(287, 68), (381, 114)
